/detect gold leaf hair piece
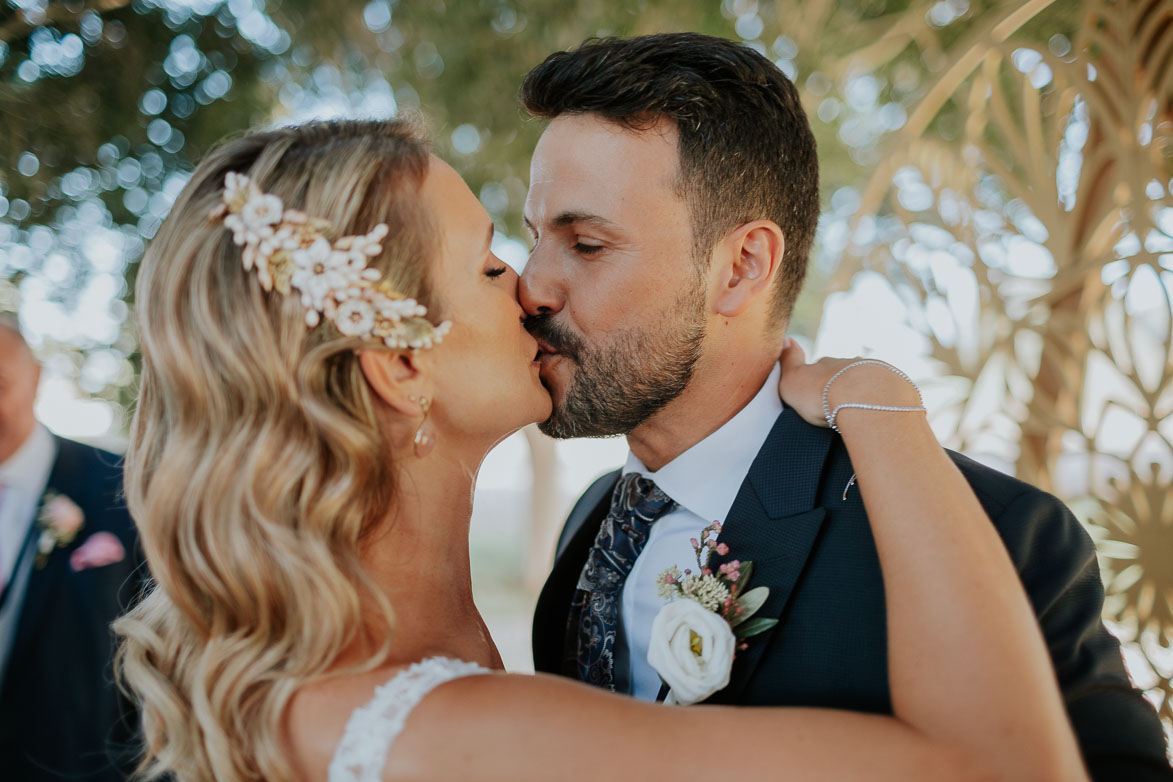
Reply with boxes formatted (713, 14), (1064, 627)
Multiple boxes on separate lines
(209, 172), (451, 350)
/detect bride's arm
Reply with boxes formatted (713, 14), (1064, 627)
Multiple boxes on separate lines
(379, 345), (1086, 782)
(387, 672), (975, 782)
(774, 342), (1086, 782)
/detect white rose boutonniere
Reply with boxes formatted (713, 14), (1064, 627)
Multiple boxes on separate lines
(36, 492), (85, 568)
(647, 599), (736, 704)
(648, 521), (777, 705)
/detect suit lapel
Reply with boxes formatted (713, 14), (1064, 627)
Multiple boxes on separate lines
(531, 470), (621, 675)
(705, 405), (834, 703)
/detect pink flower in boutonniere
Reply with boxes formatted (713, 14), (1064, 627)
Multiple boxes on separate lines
(35, 492), (85, 568)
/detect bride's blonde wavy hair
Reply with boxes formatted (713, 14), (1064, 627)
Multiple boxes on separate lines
(114, 119), (437, 782)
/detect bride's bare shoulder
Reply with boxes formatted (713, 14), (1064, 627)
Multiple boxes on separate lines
(282, 668), (638, 781)
(380, 673), (668, 782)
(283, 666), (413, 781)
(281, 665), (547, 779)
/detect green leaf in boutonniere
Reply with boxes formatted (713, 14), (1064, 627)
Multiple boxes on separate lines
(734, 616), (779, 639)
(731, 585), (769, 627)
(35, 491), (85, 568)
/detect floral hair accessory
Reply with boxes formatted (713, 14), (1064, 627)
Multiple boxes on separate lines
(209, 172), (451, 350)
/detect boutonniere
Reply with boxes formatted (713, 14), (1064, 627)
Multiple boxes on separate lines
(35, 492), (85, 568)
(648, 521), (777, 705)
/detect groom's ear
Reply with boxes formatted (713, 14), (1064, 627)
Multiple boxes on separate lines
(712, 220), (784, 318)
(358, 348), (431, 416)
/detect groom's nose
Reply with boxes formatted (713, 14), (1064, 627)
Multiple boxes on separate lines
(519, 252), (564, 318)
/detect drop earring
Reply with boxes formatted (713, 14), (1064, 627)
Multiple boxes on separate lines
(412, 396), (434, 457)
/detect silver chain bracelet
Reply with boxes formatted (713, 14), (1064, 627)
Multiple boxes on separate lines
(821, 359), (926, 434)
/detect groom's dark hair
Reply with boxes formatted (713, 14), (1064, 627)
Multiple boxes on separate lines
(519, 32), (819, 328)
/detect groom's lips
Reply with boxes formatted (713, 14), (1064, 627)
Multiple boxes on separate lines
(534, 338), (565, 372)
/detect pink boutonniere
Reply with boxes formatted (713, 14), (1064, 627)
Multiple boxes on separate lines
(35, 492), (85, 568)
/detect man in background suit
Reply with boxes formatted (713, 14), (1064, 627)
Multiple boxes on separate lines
(0, 316), (144, 780)
(520, 34), (1172, 779)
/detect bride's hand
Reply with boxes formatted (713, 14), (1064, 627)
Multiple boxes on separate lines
(778, 339), (920, 429)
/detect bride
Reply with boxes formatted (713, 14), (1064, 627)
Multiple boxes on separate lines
(115, 118), (1087, 782)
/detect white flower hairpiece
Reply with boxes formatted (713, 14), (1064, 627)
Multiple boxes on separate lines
(209, 172), (451, 350)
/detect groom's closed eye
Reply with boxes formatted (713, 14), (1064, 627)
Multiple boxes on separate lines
(524, 212), (619, 255)
(572, 241), (604, 255)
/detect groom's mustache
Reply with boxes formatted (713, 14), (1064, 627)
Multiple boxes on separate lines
(524, 314), (585, 363)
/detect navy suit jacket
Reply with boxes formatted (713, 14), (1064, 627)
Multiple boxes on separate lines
(0, 436), (147, 781)
(533, 406), (1172, 781)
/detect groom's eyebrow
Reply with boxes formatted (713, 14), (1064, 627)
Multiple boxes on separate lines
(551, 211), (619, 231)
(521, 212), (621, 237)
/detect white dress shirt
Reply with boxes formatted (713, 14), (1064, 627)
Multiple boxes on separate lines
(0, 423), (57, 587)
(619, 364), (783, 700)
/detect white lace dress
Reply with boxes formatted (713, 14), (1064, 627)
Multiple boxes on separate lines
(327, 656), (490, 782)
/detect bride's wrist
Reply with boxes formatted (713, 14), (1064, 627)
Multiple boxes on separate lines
(825, 365), (920, 408)
(822, 362), (924, 432)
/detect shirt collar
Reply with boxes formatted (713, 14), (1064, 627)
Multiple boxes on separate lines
(623, 363), (782, 524)
(0, 422), (57, 495)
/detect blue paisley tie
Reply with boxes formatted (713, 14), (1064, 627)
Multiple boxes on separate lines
(567, 472), (677, 691)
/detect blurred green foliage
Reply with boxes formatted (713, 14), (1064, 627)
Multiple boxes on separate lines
(0, 0), (1075, 432)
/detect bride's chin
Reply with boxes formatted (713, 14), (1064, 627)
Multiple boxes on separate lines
(522, 384), (554, 426)
(491, 397), (553, 444)
(534, 394), (554, 424)
(504, 366), (554, 427)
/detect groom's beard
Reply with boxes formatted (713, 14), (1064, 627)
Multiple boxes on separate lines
(526, 284), (707, 439)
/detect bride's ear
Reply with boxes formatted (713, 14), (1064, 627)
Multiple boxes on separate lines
(358, 348), (432, 417)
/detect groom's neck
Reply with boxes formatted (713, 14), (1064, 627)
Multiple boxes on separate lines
(627, 341), (778, 472)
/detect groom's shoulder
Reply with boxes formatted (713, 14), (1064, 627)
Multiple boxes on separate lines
(784, 418), (1095, 562)
(924, 450), (1100, 594)
(944, 449), (1054, 515)
(780, 409), (1072, 521)
(949, 450), (1097, 563)
(761, 411), (1054, 515)
(942, 450), (1086, 544)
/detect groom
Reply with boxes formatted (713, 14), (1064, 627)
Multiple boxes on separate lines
(520, 33), (1171, 779)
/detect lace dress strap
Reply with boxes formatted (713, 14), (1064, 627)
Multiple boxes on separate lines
(328, 656), (490, 782)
